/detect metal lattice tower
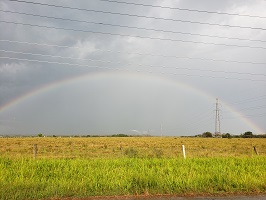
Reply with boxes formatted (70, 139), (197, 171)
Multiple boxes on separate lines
(215, 98), (221, 137)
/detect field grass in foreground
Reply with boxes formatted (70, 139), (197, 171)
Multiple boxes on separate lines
(0, 157), (266, 200)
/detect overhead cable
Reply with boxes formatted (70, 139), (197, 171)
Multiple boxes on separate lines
(1, 20), (266, 50)
(230, 95), (266, 104)
(6, 0), (266, 31)
(223, 112), (266, 119)
(1, 49), (265, 77)
(1, 56), (266, 82)
(1, 10), (266, 43)
(1, 39), (265, 65)
(97, 0), (266, 19)
(236, 104), (266, 111)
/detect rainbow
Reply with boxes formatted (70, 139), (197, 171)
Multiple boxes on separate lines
(0, 71), (264, 134)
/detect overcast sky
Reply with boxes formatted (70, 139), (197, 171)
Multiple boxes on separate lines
(0, 0), (265, 136)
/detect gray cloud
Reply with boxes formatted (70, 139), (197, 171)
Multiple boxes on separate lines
(0, 0), (265, 135)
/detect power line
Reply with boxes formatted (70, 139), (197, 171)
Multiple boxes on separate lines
(223, 112), (266, 119)
(1, 39), (265, 65)
(176, 111), (214, 129)
(2, 20), (266, 50)
(222, 104), (266, 113)
(167, 114), (214, 133)
(6, 0), (266, 31)
(1, 56), (266, 82)
(235, 104), (266, 111)
(230, 95), (266, 104)
(2, 49), (265, 77)
(2, 10), (266, 43)
(97, 0), (266, 19)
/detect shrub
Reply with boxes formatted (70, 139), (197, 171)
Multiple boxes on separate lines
(125, 147), (138, 158)
(153, 148), (164, 158)
(202, 132), (213, 138)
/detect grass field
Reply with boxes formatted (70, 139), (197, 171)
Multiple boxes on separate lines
(0, 137), (265, 158)
(0, 137), (265, 200)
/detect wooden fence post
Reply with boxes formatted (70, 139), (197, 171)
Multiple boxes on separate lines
(33, 144), (37, 159)
(253, 146), (258, 155)
(120, 144), (123, 156)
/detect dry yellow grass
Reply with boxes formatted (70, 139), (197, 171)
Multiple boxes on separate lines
(1, 137), (266, 199)
(0, 137), (265, 159)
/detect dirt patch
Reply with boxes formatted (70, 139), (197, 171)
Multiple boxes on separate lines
(47, 192), (266, 200)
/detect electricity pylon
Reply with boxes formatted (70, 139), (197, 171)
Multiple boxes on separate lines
(215, 98), (221, 137)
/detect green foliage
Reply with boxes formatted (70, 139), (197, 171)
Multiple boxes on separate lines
(1, 137), (266, 199)
(222, 133), (231, 138)
(111, 134), (129, 137)
(196, 132), (266, 138)
(37, 133), (43, 137)
(0, 157), (266, 200)
(152, 148), (164, 158)
(124, 147), (138, 158)
(242, 131), (253, 138)
(202, 132), (213, 138)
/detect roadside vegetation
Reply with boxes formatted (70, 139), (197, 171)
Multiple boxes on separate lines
(0, 137), (265, 200)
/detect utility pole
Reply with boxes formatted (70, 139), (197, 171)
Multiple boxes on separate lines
(215, 98), (221, 137)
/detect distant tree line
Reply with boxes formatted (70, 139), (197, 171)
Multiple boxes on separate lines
(196, 131), (266, 138)
(49, 134), (151, 138)
(2, 132), (265, 138)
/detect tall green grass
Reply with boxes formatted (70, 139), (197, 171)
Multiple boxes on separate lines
(0, 157), (265, 200)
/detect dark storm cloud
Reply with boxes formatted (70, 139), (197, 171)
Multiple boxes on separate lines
(0, 0), (265, 135)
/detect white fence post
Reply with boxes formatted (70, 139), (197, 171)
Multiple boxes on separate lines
(182, 145), (186, 159)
